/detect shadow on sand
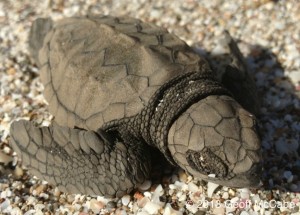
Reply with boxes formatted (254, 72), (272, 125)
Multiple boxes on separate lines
(204, 41), (300, 193)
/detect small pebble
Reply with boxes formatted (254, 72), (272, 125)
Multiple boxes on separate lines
(240, 188), (250, 199)
(194, 211), (207, 215)
(174, 181), (185, 189)
(178, 170), (188, 182)
(212, 204), (225, 214)
(222, 192), (229, 199)
(24, 209), (35, 215)
(34, 204), (45, 210)
(107, 201), (116, 209)
(115, 209), (127, 215)
(121, 195), (131, 206)
(137, 212), (150, 215)
(67, 194), (75, 203)
(0, 199), (10, 211)
(207, 182), (219, 198)
(0, 151), (13, 164)
(290, 184), (300, 192)
(153, 184), (164, 196)
(137, 197), (150, 208)
(134, 191), (144, 200)
(188, 182), (199, 193)
(211, 44), (227, 55)
(231, 196), (239, 204)
(138, 180), (152, 191)
(144, 201), (162, 215)
(152, 185), (164, 204)
(53, 187), (61, 197)
(283, 171), (292, 180)
(163, 203), (183, 215)
(253, 204), (260, 212)
(178, 193), (186, 202)
(287, 175), (294, 183)
(228, 189), (235, 197)
(90, 199), (105, 213)
(144, 191), (152, 198)
(169, 184), (177, 190)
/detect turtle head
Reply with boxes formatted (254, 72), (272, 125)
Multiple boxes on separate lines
(168, 95), (262, 187)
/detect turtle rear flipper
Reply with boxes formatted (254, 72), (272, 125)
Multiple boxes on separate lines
(28, 18), (53, 67)
(220, 31), (260, 115)
(10, 120), (151, 197)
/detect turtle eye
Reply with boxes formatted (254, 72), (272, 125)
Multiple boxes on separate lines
(186, 148), (228, 178)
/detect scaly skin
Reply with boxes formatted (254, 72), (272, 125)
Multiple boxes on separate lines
(168, 95), (261, 187)
(10, 120), (151, 197)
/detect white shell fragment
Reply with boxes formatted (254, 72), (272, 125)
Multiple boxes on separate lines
(207, 182), (220, 198)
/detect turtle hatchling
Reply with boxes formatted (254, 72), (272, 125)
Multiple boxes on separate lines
(10, 15), (262, 197)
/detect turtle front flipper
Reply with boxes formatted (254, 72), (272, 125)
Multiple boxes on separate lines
(28, 18), (53, 67)
(9, 120), (151, 197)
(219, 31), (259, 115)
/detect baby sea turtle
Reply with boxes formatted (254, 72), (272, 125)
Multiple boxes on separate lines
(10, 15), (262, 197)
